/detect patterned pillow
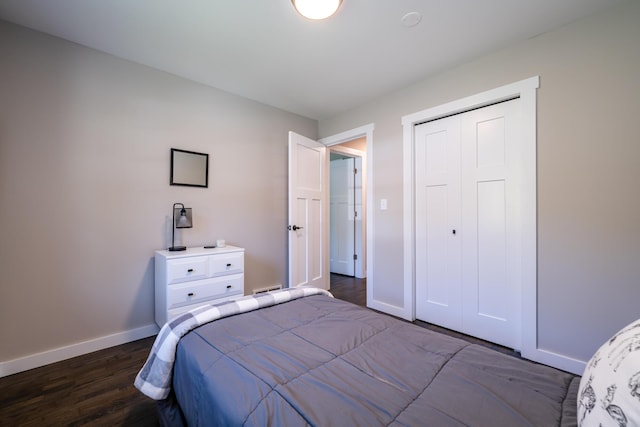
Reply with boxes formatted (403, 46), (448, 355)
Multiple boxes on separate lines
(578, 319), (640, 426)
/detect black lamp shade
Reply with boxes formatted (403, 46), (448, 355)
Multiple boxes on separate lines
(168, 203), (192, 251)
(174, 208), (193, 229)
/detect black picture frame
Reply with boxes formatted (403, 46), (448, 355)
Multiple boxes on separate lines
(170, 148), (209, 188)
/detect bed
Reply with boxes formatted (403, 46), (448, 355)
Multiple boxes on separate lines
(135, 287), (580, 426)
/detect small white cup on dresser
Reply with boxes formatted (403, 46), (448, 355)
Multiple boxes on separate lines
(216, 239), (226, 248)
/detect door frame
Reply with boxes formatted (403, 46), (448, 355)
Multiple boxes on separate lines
(320, 123), (374, 294)
(401, 77), (555, 368)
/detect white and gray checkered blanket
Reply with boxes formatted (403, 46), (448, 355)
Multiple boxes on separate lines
(134, 287), (333, 400)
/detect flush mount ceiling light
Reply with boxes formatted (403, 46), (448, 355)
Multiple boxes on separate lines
(292, 0), (342, 20)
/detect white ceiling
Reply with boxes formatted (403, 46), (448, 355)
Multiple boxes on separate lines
(0, 0), (625, 120)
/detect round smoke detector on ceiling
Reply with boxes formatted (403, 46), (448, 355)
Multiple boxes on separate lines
(401, 11), (422, 28)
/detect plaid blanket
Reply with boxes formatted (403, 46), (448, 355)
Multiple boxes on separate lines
(134, 287), (333, 400)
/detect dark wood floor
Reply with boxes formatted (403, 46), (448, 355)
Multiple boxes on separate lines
(1, 276), (518, 426)
(329, 272), (367, 306)
(0, 335), (159, 426)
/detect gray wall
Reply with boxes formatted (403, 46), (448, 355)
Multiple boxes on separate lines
(0, 20), (316, 362)
(320, 0), (640, 363)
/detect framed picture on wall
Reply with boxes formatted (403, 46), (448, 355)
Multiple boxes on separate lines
(170, 148), (209, 188)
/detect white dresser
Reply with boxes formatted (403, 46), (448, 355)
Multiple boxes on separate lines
(154, 245), (245, 327)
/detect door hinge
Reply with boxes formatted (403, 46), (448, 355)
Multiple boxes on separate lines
(354, 168), (358, 174)
(353, 254), (358, 260)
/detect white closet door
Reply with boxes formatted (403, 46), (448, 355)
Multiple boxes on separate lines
(414, 115), (462, 331)
(460, 99), (520, 349)
(414, 98), (521, 350)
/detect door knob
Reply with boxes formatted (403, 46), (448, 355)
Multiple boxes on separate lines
(289, 225), (304, 231)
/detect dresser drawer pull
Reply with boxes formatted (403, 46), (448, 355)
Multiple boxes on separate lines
(226, 285), (232, 289)
(226, 263), (232, 268)
(188, 292), (194, 297)
(187, 268), (194, 273)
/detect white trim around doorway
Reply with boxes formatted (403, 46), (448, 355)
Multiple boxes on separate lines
(320, 124), (375, 308)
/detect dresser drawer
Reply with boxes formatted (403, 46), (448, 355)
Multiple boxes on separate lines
(167, 274), (244, 309)
(166, 291), (244, 321)
(210, 252), (244, 276)
(166, 256), (210, 284)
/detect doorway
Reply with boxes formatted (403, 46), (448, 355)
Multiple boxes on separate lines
(319, 123), (374, 305)
(329, 143), (365, 278)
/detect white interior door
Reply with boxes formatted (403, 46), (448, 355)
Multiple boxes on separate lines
(414, 99), (521, 349)
(330, 157), (355, 276)
(288, 131), (329, 290)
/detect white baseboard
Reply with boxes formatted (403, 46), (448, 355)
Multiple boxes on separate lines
(367, 300), (413, 322)
(0, 324), (159, 378)
(523, 347), (587, 376)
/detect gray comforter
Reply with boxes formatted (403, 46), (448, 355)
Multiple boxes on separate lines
(160, 294), (579, 426)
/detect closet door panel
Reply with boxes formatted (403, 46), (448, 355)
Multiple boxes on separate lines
(461, 99), (520, 349)
(423, 185), (451, 304)
(414, 117), (462, 330)
(476, 180), (507, 319)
